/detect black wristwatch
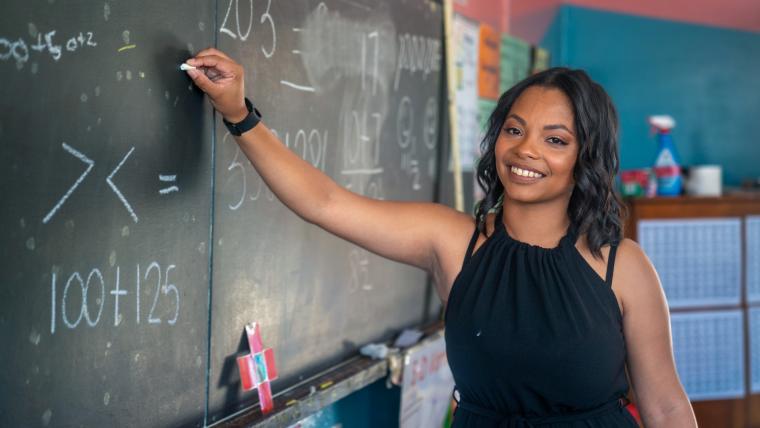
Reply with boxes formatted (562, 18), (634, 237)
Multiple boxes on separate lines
(223, 97), (262, 136)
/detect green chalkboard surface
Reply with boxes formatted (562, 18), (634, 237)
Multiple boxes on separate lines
(0, 1), (443, 426)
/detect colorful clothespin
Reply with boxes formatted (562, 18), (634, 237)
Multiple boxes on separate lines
(236, 322), (278, 414)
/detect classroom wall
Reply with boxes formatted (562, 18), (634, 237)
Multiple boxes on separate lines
(510, 0), (760, 45)
(453, 0), (510, 33)
(540, 5), (760, 186)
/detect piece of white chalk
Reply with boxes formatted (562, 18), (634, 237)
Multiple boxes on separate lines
(180, 63), (196, 71)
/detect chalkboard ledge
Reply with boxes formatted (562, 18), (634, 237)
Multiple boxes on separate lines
(213, 321), (444, 427)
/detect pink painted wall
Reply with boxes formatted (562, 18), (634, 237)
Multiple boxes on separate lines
(510, 0), (561, 45)
(510, 0), (760, 44)
(453, 0), (510, 32)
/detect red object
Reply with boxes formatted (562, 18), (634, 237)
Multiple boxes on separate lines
(654, 165), (681, 177)
(625, 402), (642, 424)
(236, 322), (278, 414)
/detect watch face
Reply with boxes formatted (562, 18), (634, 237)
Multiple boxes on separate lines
(223, 98), (260, 136)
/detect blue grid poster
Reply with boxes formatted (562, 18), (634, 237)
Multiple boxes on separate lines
(638, 218), (741, 308)
(671, 310), (745, 400)
(747, 216), (760, 304)
(751, 308), (760, 393)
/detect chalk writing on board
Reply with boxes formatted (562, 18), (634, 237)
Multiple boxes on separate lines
(106, 147), (138, 223)
(226, 142), (250, 211)
(42, 143), (94, 224)
(279, 79), (314, 92)
(396, 96), (420, 190)
(283, 128), (329, 171)
(219, 0), (276, 58)
(0, 30), (97, 69)
(396, 94), (438, 191)
(158, 174), (179, 195)
(220, 0), (254, 41)
(224, 142), (274, 211)
(361, 30), (380, 95)
(423, 96), (438, 150)
(393, 34), (441, 90)
(259, 0), (276, 57)
(43, 143), (177, 224)
(50, 262), (180, 334)
(348, 248), (372, 293)
(224, 128), (327, 211)
(279, 20), (315, 92)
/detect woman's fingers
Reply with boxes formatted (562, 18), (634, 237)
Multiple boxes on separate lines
(185, 67), (217, 95)
(186, 54), (225, 70)
(184, 49), (246, 122)
(186, 55), (239, 84)
(193, 47), (233, 61)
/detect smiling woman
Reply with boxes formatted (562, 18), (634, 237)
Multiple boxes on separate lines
(442, 67), (697, 427)
(476, 69), (623, 257)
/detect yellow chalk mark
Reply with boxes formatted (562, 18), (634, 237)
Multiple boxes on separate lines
(118, 44), (136, 52)
(285, 399), (297, 406)
(319, 381), (333, 389)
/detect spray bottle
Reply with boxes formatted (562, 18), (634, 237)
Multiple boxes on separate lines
(649, 115), (682, 196)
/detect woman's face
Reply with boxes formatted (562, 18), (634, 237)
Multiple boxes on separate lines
(494, 85), (579, 206)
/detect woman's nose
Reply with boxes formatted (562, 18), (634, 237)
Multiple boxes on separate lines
(514, 135), (540, 159)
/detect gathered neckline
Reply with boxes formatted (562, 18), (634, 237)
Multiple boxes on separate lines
(494, 208), (577, 252)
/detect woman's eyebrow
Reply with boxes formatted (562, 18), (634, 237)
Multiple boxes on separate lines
(508, 113), (574, 136)
(544, 124), (574, 135)
(506, 113), (526, 126)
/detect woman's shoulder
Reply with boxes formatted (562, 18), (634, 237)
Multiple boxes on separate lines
(611, 238), (665, 315)
(575, 237), (649, 269)
(614, 238), (656, 279)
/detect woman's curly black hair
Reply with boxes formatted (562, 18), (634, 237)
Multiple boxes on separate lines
(474, 67), (625, 258)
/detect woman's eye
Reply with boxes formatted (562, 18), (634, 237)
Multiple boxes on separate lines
(547, 136), (567, 145)
(504, 127), (521, 135)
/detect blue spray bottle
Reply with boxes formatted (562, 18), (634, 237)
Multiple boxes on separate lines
(649, 115), (682, 196)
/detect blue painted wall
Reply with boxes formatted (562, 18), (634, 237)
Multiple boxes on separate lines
(541, 6), (760, 186)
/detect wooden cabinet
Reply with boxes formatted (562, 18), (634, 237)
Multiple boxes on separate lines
(625, 195), (760, 428)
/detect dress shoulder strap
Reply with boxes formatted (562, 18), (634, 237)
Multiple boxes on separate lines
(461, 223), (481, 270)
(605, 244), (619, 287)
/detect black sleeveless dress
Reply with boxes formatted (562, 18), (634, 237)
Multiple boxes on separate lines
(444, 210), (638, 427)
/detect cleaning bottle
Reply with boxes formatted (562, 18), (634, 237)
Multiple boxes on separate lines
(649, 115), (682, 196)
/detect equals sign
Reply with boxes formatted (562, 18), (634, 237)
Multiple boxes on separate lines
(159, 174), (179, 194)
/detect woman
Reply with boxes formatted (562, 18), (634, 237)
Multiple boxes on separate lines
(184, 48), (697, 427)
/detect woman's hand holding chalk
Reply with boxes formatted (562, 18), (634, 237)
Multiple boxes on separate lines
(184, 50), (248, 122)
(180, 63), (196, 71)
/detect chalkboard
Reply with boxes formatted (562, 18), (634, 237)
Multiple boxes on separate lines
(0, 0), (443, 426)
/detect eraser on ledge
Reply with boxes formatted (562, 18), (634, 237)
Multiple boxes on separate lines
(360, 343), (389, 360)
(393, 328), (423, 348)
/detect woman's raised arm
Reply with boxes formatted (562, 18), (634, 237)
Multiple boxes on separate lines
(185, 48), (472, 297)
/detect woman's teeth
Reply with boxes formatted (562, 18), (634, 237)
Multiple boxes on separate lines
(510, 166), (545, 178)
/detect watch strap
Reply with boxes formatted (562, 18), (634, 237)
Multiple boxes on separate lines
(223, 97), (262, 136)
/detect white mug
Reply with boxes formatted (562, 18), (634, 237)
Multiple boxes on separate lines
(685, 165), (722, 196)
